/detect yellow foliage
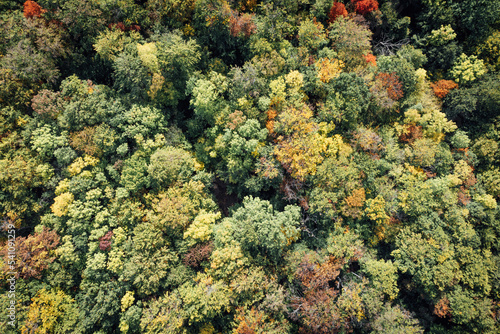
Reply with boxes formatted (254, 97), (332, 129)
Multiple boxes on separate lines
(285, 70), (304, 89)
(274, 105), (351, 181)
(121, 291), (135, 312)
(21, 289), (77, 334)
(51, 192), (74, 217)
(453, 160), (473, 183)
(365, 195), (390, 244)
(336, 282), (365, 321)
(54, 178), (70, 196)
(315, 58), (344, 83)
(269, 76), (286, 106)
(148, 72), (165, 100)
(184, 210), (221, 243)
(137, 42), (159, 72)
(199, 323), (215, 334)
(67, 155), (99, 176)
(474, 194), (497, 210)
(403, 108), (456, 143)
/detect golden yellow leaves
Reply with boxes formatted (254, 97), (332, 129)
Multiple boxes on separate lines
(315, 58), (344, 83)
(51, 192), (74, 217)
(273, 105), (350, 182)
(67, 155), (99, 176)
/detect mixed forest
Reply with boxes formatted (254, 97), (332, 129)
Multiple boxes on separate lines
(1, 0), (500, 333)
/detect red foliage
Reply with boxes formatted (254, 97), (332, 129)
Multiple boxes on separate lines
(129, 24), (141, 31)
(351, 0), (379, 15)
(376, 72), (404, 101)
(430, 80), (458, 99)
(183, 242), (214, 268)
(108, 22), (127, 31)
(99, 231), (113, 251)
(328, 2), (348, 24)
(23, 0), (46, 18)
(364, 53), (377, 66)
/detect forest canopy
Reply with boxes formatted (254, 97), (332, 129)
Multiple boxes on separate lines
(1, 0), (500, 333)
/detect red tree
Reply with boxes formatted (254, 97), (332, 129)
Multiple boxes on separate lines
(99, 231), (113, 251)
(351, 0), (378, 15)
(328, 2), (348, 24)
(23, 0), (46, 18)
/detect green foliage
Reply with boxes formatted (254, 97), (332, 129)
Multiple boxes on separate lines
(2, 2), (500, 333)
(148, 146), (195, 189)
(222, 196), (301, 263)
(328, 16), (373, 70)
(371, 305), (424, 334)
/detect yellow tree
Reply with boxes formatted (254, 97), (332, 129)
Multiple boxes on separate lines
(273, 104), (348, 182)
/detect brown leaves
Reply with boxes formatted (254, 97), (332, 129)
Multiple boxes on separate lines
(70, 126), (100, 156)
(183, 242), (214, 268)
(290, 255), (345, 334)
(31, 90), (65, 119)
(1, 227), (60, 279)
(343, 188), (366, 219)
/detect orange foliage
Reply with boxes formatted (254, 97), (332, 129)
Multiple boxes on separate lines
(351, 0), (379, 15)
(230, 12), (256, 37)
(345, 188), (366, 208)
(291, 255), (346, 334)
(364, 53), (377, 66)
(23, 0), (46, 18)
(235, 307), (264, 334)
(328, 2), (348, 24)
(343, 188), (366, 219)
(430, 80), (458, 99)
(376, 72), (404, 101)
(434, 296), (451, 318)
(266, 108), (278, 134)
(399, 125), (423, 144)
